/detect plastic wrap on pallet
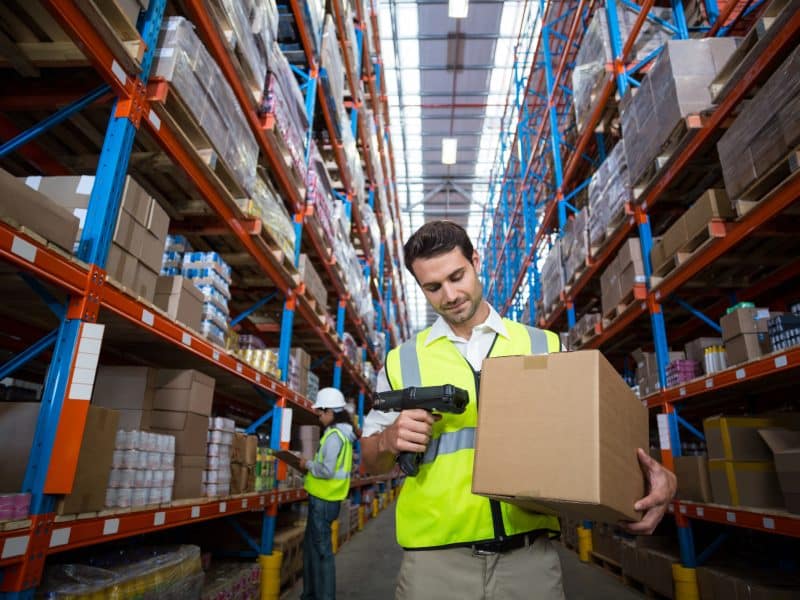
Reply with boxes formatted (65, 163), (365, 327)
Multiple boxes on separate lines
(540, 241), (565, 313)
(571, 6), (673, 131)
(213, 0), (267, 93)
(305, 0), (325, 56)
(250, 0), (279, 72)
(621, 38), (739, 189)
(299, 253), (328, 311)
(307, 143), (337, 245)
(588, 139), (631, 248)
(718, 45), (800, 203)
(371, 330), (387, 360)
(202, 561), (261, 600)
(360, 203), (381, 256)
(154, 17), (258, 193)
(39, 545), (203, 597)
(237, 176), (295, 258)
(568, 312), (601, 349)
(321, 15), (346, 119)
(562, 207), (588, 282)
(342, 332), (361, 369)
(338, 107), (359, 186)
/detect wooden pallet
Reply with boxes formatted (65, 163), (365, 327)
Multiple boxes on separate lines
(602, 284), (646, 324)
(650, 218), (730, 282)
(710, 0), (800, 102)
(734, 146), (800, 217)
(590, 552), (624, 579)
(573, 322), (603, 349)
(621, 574), (672, 600)
(632, 114), (705, 200)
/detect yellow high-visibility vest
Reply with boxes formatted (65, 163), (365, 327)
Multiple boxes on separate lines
(304, 427), (353, 501)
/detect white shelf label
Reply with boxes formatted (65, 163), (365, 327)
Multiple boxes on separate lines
(213, 350), (220, 361)
(705, 378), (714, 389)
(281, 409), (293, 443)
(219, 502), (227, 513)
(191, 506), (200, 518)
(763, 517), (775, 530)
(696, 507), (704, 517)
(2, 536), (29, 559)
(154, 512), (166, 526)
(656, 414), (671, 450)
(679, 387), (686, 397)
(260, 496), (265, 506)
(680, 505), (687, 514)
(236, 363), (243, 373)
(141, 310), (155, 326)
(148, 109), (161, 131)
(775, 355), (788, 368)
(50, 528), (70, 548)
(256, 373), (261, 383)
(242, 499), (248, 509)
(182, 333), (191, 346)
(726, 512), (736, 523)
(110, 60), (127, 85)
(11, 237), (36, 263)
(736, 368), (746, 380)
(103, 519), (120, 535)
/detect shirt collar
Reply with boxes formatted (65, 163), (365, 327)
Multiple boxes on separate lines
(425, 303), (508, 346)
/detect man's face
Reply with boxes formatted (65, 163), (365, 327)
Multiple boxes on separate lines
(411, 247), (483, 326)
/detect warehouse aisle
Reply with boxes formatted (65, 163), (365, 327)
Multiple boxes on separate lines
(285, 507), (645, 599)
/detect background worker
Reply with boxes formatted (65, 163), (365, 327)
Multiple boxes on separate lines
(362, 220), (677, 600)
(300, 387), (357, 600)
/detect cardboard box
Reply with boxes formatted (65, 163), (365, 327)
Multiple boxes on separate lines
(473, 351), (649, 523)
(698, 566), (800, 600)
(683, 189), (733, 241)
(674, 455), (713, 502)
(154, 369), (215, 416)
(684, 336), (723, 365)
(232, 433), (258, 466)
(298, 254), (328, 311)
(708, 459), (784, 508)
(231, 463), (253, 494)
(146, 198), (170, 243)
(617, 260), (646, 298)
(154, 276), (203, 330)
(759, 429), (800, 513)
(615, 238), (644, 271)
(140, 229), (166, 273)
(106, 243), (138, 287)
(57, 407), (119, 514)
(131, 261), (157, 302)
(650, 239), (667, 273)
(720, 307), (770, 341)
(127, 221), (146, 261)
(150, 410), (208, 455)
(724, 332), (770, 365)
(173, 454), (205, 499)
(119, 177), (151, 225)
(92, 366), (156, 411)
(115, 408), (152, 431)
(0, 169), (80, 252)
(660, 215), (690, 258)
(639, 547), (677, 599)
(0, 403), (42, 492)
(703, 415), (794, 461)
(112, 210), (136, 250)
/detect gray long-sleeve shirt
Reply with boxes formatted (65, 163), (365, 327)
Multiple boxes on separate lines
(306, 423), (356, 479)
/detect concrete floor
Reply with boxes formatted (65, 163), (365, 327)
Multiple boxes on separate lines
(286, 506), (644, 599)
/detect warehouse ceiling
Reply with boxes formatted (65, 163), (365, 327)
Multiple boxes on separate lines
(378, 0), (531, 330)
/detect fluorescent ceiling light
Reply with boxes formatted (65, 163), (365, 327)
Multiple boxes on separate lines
(449, 0), (469, 19)
(442, 138), (458, 164)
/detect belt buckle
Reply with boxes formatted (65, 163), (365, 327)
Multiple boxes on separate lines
(471, 542), (502, 556)
(472, 547), (497, 557)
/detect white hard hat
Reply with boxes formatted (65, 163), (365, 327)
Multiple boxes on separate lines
(312, 387), (346, 410)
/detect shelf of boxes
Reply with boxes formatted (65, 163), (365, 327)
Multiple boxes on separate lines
(668, 500), (800, 538)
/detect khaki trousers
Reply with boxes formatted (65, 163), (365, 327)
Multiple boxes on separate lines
(395, 537), (565, 600)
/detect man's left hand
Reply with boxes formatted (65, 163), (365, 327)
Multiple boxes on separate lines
(621, 448), (677, 535)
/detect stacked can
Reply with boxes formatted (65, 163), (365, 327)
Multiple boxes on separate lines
(107, 430), (176, 508)
(205, 417), (235, 497)
(703, 346), (729, 374)
(254, 434), (275, 492)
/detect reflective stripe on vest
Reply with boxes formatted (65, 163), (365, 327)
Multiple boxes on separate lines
(386, 318), (561, 549)
(303, 427), (353, 501)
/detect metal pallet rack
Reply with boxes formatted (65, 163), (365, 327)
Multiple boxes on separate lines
(479, 0), (800, 592)
(0, 0), (405, 595)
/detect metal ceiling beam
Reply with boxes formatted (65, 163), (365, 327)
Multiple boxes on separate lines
(400, 34), (518, 41)
(384, 64), (496, 71)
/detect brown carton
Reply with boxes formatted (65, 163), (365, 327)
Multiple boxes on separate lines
(139, 229), (166, 273)
(724, 333), (770, 365)
(698, 565), (800, 600)
(107, 244), (138, 287)
(683, 188), (733, 242)
(660, 215), (690, 258)
(639, 547), (677, 599)
(132, 262), (157, 302)
(298, 254), (328, 311)
(115, 408), (152, 431)
(708, 459), (784, 508)
(173, 455), (205, 499)
(57, 407), (119, 514)
(720, 307), (770, 341)
(150, 410), (208, 456)
(703, 414), (796, 461)
(92, 366), (156, 411)
(0, 403), (43, 492)
(674, 455), (713, 503)
(759, 429), (800, 513)
(615, 238), (644, 271)
(473, 351), (648, 522)
(154, 276), (203, 331)
(232, 433), (258, 466)
(0, 169), (80, 252)
(154, 369), (215, 416)
(683, 336), (723, 365)
(146, 198), (170, 243)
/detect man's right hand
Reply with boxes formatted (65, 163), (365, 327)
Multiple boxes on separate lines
(378, 409), (439, 455)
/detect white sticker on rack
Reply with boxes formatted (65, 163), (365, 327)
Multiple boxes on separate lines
(68, 383), (93, 401)
(270, 381), (276, 390)
(236, 363), (243, 373)
(103, 519), (120, 535)
(696, 507), (704, 517)
(278, 494), (283, 503)
(154, 512), (166, 526)
(213, 350), (220, 361)
(25, 176), (42, 190)
(72, 367), (96, 385)
(182, 333), (191, 346)
(242, 499), (248, 509)
(2, 536), (29, 559)
(763, 517), (775, 530)
(256, 373), (261, 383)
(736, 368), (746, 380)
(141, 310), (155, 326)
(191, 506), (200, 518)
(656, 414), (671, 450)
(705, 378), (713, 389)
(76, 176), (94, 195)
(260, 496), (265, 506)
(11, 237), (36, 263)
(50, 528), (70, 548)
(73, 208), (87, 228)
(281, 408), (293, 443)
(726, 512), (736, 523)
(110, 60), (127, 85)
(148, 109), (161, 131)
(679, 387), (686, 397)
(775, 355), (788, 368)
(219, 502), (227, 513)
(680, 505), (687, 514)
(78, 337), (101, 356)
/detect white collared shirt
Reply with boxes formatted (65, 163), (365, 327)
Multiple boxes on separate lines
(362, 304), (507, 437)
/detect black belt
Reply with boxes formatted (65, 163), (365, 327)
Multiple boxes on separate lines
(470, 531), (543, 555)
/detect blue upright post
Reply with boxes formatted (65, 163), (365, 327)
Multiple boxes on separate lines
(605, 0), (628, 95)
(671, 0), (690, 39)
(333, 299), (346, 389)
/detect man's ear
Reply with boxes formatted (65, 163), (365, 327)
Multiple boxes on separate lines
(472, 251), (480, 270)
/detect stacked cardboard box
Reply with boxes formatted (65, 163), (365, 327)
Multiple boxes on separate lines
(621, 38), (739, 188)
(718, 45), (800, 205)
(587, 141), (631, 248)
(22, 176), (169, 302)
(154, 276), (204, 331)
(561, 208), (588, 283)
(674, 455), (713, 503)
(93, 366), (156, 430)
(721, 306), (772, 365)
(150, 370), (215, 499)
(540, 242), (564, 313)
(0, 168), (79, 252)
(600, 239), (645, 318)
(684, 336), (723, 374)
(703, 415), (787, 508)
(650, 189), (733, 275)
(591, 522), (623, 564)
(298, 254), (328, 312)
(698, 564), (800, 598)
(758, 429), (800, 514)
(205, 417), (234, 497)
(631, 348), (685, 397)
(568, 312), (601, 349)
(230, 432), (257, 494)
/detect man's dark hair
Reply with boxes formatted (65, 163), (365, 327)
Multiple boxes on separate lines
(403, 221), (474, 276)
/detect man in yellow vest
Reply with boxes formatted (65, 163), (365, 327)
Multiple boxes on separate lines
(362, 221), (676, 599)
(300, 387), (356, 600)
